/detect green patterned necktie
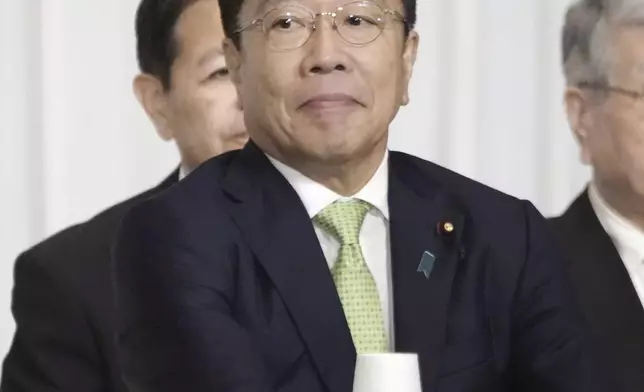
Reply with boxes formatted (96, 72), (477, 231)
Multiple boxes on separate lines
(314, 199), (388, 353)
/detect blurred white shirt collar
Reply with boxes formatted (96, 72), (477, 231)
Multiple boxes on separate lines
(178, 164), (190, 181)
(589, 182), (644, 307)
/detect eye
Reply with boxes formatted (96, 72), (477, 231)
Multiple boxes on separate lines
(208, 67), (229, 80)
(348, 15), (363, 26)
(344, 14), (379, 27)
(270, 16), (305, 31)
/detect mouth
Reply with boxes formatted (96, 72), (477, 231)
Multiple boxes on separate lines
(299, 93), (364, 111)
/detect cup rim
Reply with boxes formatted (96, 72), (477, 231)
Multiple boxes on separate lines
(356, 352), (418, 358)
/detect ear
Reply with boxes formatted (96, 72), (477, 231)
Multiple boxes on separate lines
(133, 73), (174, 141)
(401, 30), (419, 106)
(223, 37), (244, 109)
(564, 86), (592, 165)
(223, 38), (243, 86)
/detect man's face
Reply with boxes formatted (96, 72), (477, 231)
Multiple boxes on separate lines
(140, 0), (247, 170)
(572, 25), (644, 207)
(226, 0), (417, 166)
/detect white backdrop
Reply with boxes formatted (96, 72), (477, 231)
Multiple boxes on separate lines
(0, 0), (586, 359)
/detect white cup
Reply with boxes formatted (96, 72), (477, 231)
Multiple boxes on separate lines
(352, 353), (422, 392)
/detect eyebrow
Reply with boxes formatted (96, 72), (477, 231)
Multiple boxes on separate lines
(196, 47), (224, 68)
(255, 0), (289, 14)
(266, 0), (293, 9)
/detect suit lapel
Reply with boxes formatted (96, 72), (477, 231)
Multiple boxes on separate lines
(222, 142), (355, 392)
(388, 154), (468, 389)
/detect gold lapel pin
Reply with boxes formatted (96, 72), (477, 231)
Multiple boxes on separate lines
(437, 221), (455, 236)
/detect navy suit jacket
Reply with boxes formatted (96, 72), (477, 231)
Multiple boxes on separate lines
(113, 142), (609, 392)
(1, 171), (176, 392)
(549, 190), (644, 391)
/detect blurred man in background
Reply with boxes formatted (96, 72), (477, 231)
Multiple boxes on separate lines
(0, 0), (246, 391)
(551, 0), (644, 390)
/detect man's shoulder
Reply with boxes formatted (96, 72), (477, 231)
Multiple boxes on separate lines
(547, 189), (591, 240)
(390, 151), (525, 211)
(159, 149), (236, 193)
(391, 151), (545, 260)
(546, 189), (615, 262)
(20, 180), (171, 276)
(117, 152), (242, 249)
(135, 150), (239, 217)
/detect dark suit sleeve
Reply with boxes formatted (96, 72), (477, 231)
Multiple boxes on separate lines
(509, 201), (612, 391)
(113, 198), (271, 392)
(1, 252), (106, 391)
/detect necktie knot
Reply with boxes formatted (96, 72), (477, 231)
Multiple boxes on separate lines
(314, 199), (371, 245)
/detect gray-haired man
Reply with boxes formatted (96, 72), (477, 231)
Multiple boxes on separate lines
(551, 1), (644, 390)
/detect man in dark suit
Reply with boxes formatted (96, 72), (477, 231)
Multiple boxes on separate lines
(0, 1), (246, 391)
(550, 1), (644, 391)
(113, 0), (610, 391)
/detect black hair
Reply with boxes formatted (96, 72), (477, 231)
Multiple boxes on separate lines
(217, 0), (417, 47)
(135, 0), (200, 89)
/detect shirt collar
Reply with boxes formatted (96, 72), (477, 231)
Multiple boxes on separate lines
(266, 151), (390, 220)
(178, 164), (190, 181)
(588, 182), (644, 258)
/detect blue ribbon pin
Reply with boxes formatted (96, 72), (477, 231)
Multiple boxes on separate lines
(417, 251), (436, 279)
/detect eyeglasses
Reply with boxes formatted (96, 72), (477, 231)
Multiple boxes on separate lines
(578, 81), (644, 101)
(235, 1), (408, 51)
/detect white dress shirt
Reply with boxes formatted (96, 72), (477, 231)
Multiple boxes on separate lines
(178, 165), (190, 181)
(588, 183), (644, 309)
(267, 152), (394, 349)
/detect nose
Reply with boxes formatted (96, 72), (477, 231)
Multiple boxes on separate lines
(300, 15), (351, 76)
